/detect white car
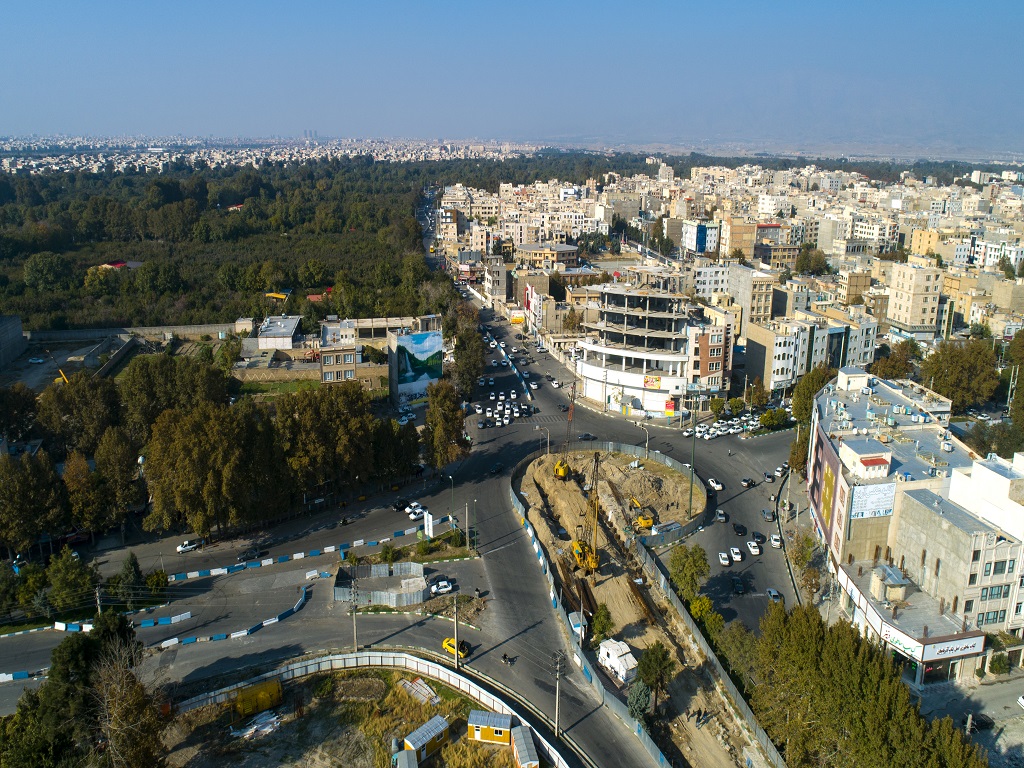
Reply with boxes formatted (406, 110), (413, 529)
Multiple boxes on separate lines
(409, 505), (427, 520)
(28, 357), (45, 364)
(502, 415), (511, 425)
(708, 478), (723, 491)
(510, 391), (517, 400)
(489, 341), (497, 348)
(486, 408), (493, 418)
(474, 404), (483, 414)
(551, 381), (561, 389)
(774, 467), (785, 477)
(770, 534), (783, 549)
(718, 552), (731, 567)
(522, 371), (530, 378)
(529, 381), (539, 390)
(176, 539), (202, 553)
(499, 342), (506, 348)
(491, 359), (498, 367)
(746, 540), (762, 556)
(499, 392), (506, 400)
(431, 579), (453, 596)
(489, 392), (496, 400)
(730, 547), (743, 563)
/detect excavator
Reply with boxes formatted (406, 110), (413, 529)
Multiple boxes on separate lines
(46, 350), (70, 385)
(630, 496), (655, 530)
(572, 452), (601, 574)
(553, 381), (577, 480)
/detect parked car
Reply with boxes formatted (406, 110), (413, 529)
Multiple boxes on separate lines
(176, 539), (202, 554)
(489, 462), (505, 475)
(962, 713), (995, 733)
(408, 506), (427, 520)
(741, 478), (754, 488)
(762, 509), (776, 522)
(28, 357), (45, 364)
(431, 579), (454, 596)
(578, 433), (597, 441)
(715, 509), (727, 523)
(774, 466), (785, 477)
(237, 547), (265, 563)
(729, 547), (743, 563)
(731, 575), (746, 595)
(529, 381), (539, 390)
(718, 552), (731, 567)
(763, 472), (775, 483)
(770, 534), (783, 549)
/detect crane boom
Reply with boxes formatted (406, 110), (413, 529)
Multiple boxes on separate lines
(572, 451), (601, 574)
(553, 381), (577, 480)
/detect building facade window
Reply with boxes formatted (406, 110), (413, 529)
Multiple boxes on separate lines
(995, 561), (1007, 576)
(323, 355), (334, 365)
(323, 371), (334, 382)
(981, 587), (989, 601)
(969, 573), (978, 586)
(344, 370), (355, 380)
(964, 599), (975, 613)
(985, 563), (993, 577)
(344, 354), (354, 364)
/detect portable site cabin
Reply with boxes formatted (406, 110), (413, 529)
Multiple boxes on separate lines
(391, 749), (418, 768)
(511, 725), (540, 768)
(404, 715), (450, 762)
(467, 710), (512, 745)
(597, 639), (638, 684)
(230, 679), (282, 719)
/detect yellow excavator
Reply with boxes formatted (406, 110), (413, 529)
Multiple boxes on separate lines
(572, 452), (601, 574)
(553, 381), (577, 480)
(630, 496), (654, 529)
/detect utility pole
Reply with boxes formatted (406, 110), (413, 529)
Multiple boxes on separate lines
(688, 411), (697, 517)
(1008, 365), (1019, 413)
(552, 651), (567, 740)
(453, 595), (460, 672)
(635, 422), (650, 459)
(95, 585), (102, 615)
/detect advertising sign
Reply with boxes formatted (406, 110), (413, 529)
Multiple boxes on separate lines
(643, 375), (662, 389)
(849, 483), (896, 520)
(809, 424), (841, 537)
(881, 623), (924, 660)
(922, 635), (985, 662)
(665, 400), (675, 416)
(394, 331), (443, 401)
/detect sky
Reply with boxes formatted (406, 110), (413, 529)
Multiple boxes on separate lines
(2, 0), (1023, 157)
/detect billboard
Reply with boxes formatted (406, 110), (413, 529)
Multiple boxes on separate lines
(393, 331), (443, 403)
(809, 424), (841, 538)
(644, 375), (662, 389)
(849, 483), (896, 520)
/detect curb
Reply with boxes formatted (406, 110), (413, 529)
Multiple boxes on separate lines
(0, 625), (52, 641)
(168, 518), (453, 584)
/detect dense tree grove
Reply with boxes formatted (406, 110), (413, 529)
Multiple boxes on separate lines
(919, 339), (999, 413)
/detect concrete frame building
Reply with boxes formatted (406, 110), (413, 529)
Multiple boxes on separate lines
(574, 284), (732, 414)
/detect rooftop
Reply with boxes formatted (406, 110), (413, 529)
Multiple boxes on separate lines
(405, 715), (449, 749)
(467, 710), (513, 730)
(903, 488), (999, 537)
(843, 560), (968, 641)
(815, 377), (970, 483)
(258, 315), (301, 339)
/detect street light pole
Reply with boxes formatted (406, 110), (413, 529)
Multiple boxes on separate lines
(448, 474), (455, 517)
(535, 425), (550, 454)
(635, 422), (650, 459)
(472, 499), (477, 552)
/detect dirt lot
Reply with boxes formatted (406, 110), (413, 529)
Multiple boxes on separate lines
(518, 452), (746, 768)
(165, 671), (516, 768)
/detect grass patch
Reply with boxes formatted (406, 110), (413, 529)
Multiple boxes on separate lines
(238, 379), (320, 397)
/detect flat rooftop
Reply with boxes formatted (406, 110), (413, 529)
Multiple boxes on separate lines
(258, 315), (301, 339)
(816, 378), (971, 483)
(843, 561), (966, 641)
(903, 488), (1000, 537)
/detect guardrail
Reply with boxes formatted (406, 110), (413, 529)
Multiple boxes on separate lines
(175, 650), (578, 768)
(509, 441), (788, 768)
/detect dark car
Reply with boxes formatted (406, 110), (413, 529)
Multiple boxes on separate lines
(962, 713), (995, 733)
(762, 509), (776, 522)
(733, 523), (747, 537)
(489, 462), (505, 475)
(237, 548), (266, 563)
(558, 404), (570, 412)
(393, 499), (411, 512)
(731, 575), (746, 595)
(578, 433), (597, 441)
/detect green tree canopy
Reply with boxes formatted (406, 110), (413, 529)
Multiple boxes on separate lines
(791, 364), (835, 424)
(637, 641), (677, 713)
(919, 339), (999, 413)
(668, 544), (709, 603)
(36, 372), (121, 456)
(423, 379), (469, 470)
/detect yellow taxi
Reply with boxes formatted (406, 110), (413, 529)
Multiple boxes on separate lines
(442, 637), (469, 659)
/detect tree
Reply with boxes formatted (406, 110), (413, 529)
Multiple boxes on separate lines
(47, 546), (99, 613)
(716, 621), (758, 688)
(562, 307), (582, 334)
(919, 339), (999, 413)
(93, 640), (168, 767)
(637, 641), (676, 714)
(689, 594), (714, 622)
(870, 339), (920, 380)
(760, 408), (790, 430)
(450, 324), (485, 397)
(791, 532), (816, 571)
(23, 251), (73, 290)
(794, 245), (830, 276)
(627, 678), (651, 724)
(423, 379), (468, 470)
(1007, 329), (1024, 368)
(95, 426), (142, 531)
(789, 428), (809, 474)
(748, 377), (769, 409)
(378, 543), (396, 565)
(791, 365), (835, 424)
(36, 372), (121, 456)
(999, 255), (1016, 280)
(0, 562), (17, 619)
(728, 247), (747, 265)
(0, 383), (37, 442)
(800, 566), (821, 600)
(728, 397), (745, 415)
(591, 603), (613, 644)
(709, 397), (726, 419)
(116, 552), (144, 610)
(63, 451), (106, 541)
(668, 544), (709, 602)
(0, 450), (68, 557)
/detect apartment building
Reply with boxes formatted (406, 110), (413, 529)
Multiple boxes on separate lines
(836, 270), (872, 305)
(745, 310), (877, 392)
(574, 284), (732, 414)
(728, 265), (777, 339)
(887, 264), (943, 340)
(691, 258), (731, 300)
(515, 243), (579, 270)
(482, 255), (510, 305)
(680, 219), (720, 257)
(753, 241), (800, 271)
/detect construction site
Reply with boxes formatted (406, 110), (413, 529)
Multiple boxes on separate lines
(512, 389), (747, 768)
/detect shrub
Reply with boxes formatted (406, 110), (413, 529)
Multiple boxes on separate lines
(145, 570), (168, 597)
(989, 652), (1010, 675)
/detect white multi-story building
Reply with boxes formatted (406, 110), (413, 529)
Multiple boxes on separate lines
(758, 193), (789, 218)
(887, 263), (943, 339)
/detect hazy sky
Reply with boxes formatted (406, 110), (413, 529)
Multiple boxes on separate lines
(3, 0), (1022, 155)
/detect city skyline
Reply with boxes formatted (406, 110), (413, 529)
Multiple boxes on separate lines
(2, 0), (1023, 159)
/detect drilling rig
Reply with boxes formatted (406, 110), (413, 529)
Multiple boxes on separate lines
(572, 451), (601, 574)
(553, 381), (577, 480)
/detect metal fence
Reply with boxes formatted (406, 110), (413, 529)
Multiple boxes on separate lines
(175, 650), (575, 768)
(333, 562), (429, 608)
(509, 442), (789, 768)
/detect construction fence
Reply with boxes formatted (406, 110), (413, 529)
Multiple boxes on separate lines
(509, 442), (788, 768)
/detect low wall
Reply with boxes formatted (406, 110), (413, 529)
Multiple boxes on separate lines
(175, 651), (575, 768)
(24, 323), (238, 343)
